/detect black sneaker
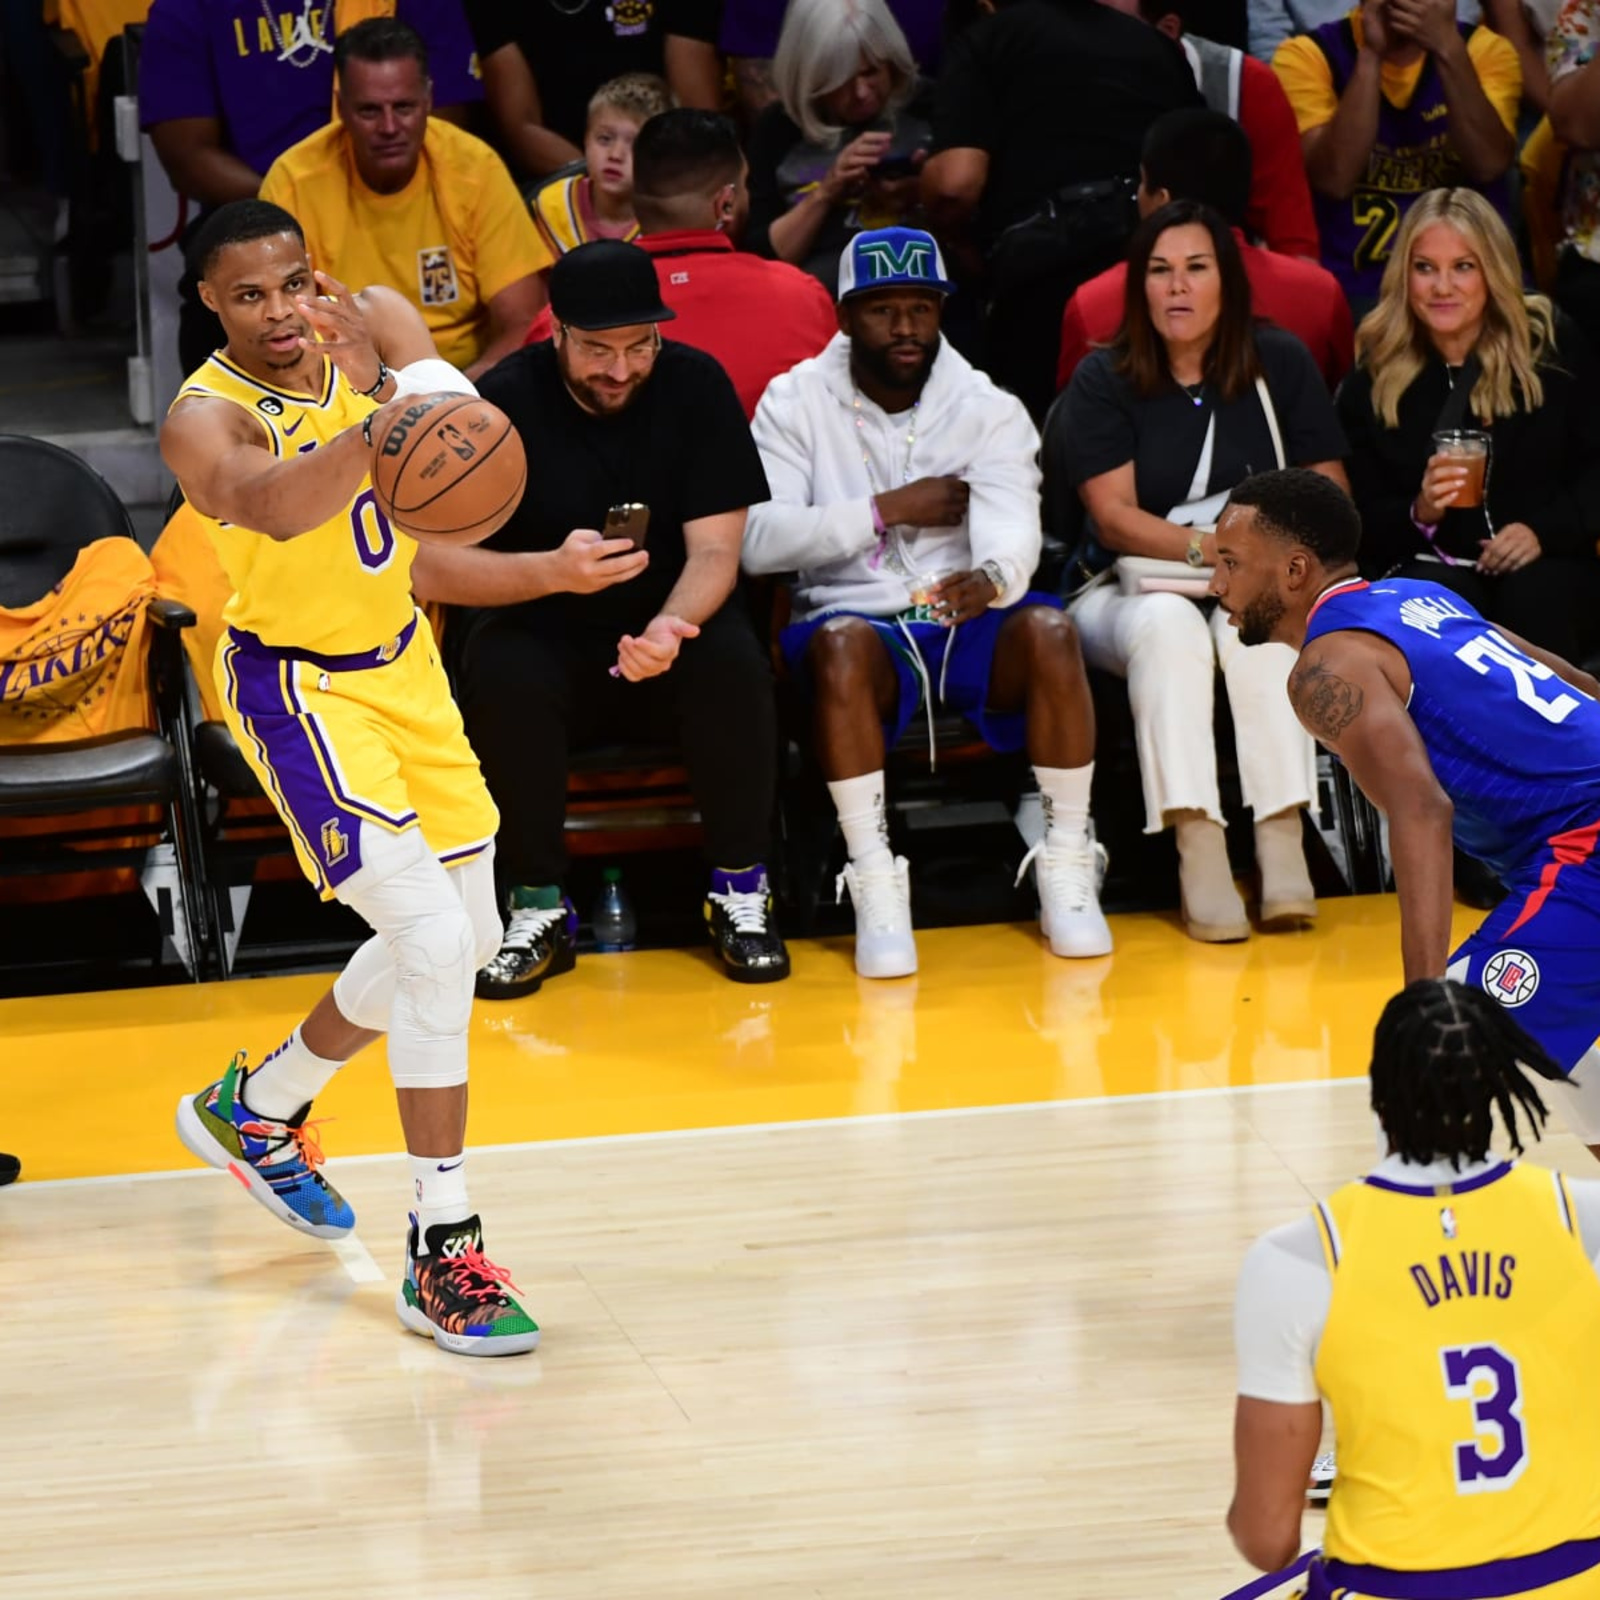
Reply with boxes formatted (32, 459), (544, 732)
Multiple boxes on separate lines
(476, 896), (578, 1000)
(0, 1151), (17, 1187)
(705, 867), (791, 984)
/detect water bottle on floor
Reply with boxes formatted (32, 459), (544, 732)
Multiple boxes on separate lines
(591, 866), (638, 952)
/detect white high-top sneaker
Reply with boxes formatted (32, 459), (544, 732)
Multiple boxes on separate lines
(836, 854), (917, 978)
(1018, 827), (1113, 958)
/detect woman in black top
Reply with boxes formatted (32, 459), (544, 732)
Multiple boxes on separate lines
(1337, 187), (1600, 665)
(744, 0), (932, 288)
(1044, 200), (1348, 945)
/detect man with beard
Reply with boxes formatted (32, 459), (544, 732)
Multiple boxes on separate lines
(413, 238), (792, 994)
(743, 226), (1110, 978)
(1212, 467), (1600, 1160)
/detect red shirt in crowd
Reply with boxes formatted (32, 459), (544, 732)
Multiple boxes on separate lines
(1055, 228), (1354, 394)
(525, 230), (838, 419)
(1229, 51), (1320, 262)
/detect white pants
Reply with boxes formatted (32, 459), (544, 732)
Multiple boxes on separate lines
(1068, 583), (1316, 834)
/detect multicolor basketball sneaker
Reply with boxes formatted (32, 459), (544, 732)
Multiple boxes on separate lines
(397, 1213), (541, 1357)
(175, 1051), (355, 1239)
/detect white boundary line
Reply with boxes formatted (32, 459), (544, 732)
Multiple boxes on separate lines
(329, 1233), (386, 1284)
(18, 1075), (1370, 1193)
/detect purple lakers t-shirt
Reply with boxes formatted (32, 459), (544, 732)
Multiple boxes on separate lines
(138, 0), (483, 177)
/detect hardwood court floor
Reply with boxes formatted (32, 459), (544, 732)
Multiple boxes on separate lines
(4, 895), (1578, 1599)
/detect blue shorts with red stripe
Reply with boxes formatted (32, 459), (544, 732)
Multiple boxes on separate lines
(1448, 818), (1600, 1073)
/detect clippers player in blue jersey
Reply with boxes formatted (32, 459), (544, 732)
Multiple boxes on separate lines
(1212, 467), (1600, 1159)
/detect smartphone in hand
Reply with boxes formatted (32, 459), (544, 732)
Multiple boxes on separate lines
(605, 503), (650, 549)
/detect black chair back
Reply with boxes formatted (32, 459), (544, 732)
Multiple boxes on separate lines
(0, 434), (136, 606)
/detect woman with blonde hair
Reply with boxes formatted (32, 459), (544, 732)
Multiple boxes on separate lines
(745, 0), (931, 287)
(1337, 187), (1600, 664)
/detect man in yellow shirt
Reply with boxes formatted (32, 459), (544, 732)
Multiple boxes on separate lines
(1272, 0), (1520, 308)
(261, 16), (550, 378)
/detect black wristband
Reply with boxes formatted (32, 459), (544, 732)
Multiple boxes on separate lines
(358, 359), (390, 399)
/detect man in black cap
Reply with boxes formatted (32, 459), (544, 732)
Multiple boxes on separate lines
(409, 238), (790, 993)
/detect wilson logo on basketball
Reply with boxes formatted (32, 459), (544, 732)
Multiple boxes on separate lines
(378, 397), (451, 457)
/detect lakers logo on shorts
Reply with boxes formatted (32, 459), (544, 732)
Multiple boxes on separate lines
(1483, 949), (1540, 1008)
(320, 817), (350, 866)
(377, 635), (401, 664)
(418, 247), (459, 306)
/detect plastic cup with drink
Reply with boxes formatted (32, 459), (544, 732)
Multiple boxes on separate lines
(906, 568), (957, 623)
(1431, 429), (1490, 509)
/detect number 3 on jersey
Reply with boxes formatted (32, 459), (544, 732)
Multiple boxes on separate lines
(1456, 631), (1583, 725)
(1441, 1343), (1528, 1493)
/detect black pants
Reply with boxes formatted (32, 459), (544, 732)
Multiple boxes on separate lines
(1396, 555), (1600, 665)
(455, 601), (779, 890)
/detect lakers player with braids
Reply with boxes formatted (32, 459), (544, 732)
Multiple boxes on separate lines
(161, 198), (539, 1356)
(1228, 979), (1600, 1597)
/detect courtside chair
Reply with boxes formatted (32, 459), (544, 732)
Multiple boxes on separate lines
(0, 435), (213, 984)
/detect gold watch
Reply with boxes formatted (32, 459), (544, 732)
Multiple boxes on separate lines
(1184, 530), (1207, 568)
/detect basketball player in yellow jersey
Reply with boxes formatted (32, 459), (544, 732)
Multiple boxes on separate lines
(1227, 979), (1600, 1598)
(161, 198), (539, 1357)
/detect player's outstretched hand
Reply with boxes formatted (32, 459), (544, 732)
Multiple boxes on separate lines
(296, 270), (385, 395)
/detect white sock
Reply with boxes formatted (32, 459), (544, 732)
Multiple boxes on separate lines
(409, 1152), (472, 1248)
(829, 772), (892, 867)
(242, 1027), (345, 1121)
(1035, 763), (1094, 843)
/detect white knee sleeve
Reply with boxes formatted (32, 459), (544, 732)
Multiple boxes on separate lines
(454, 846), (503, 967)
(329, 825), (474, 1089)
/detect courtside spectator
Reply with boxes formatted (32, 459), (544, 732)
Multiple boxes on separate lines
(922, 0), (1200, 421)
(464, 0), (720, 178)
(260, 19), (549, 380)
(746, 0), (933, 291)
(721, 0), (947, 120)
(1272, 0), (1520, 309)
(1137, 0), (1320, 257)
(1337, 188), (1600, 662)
(1548, 0), (1600, 349)
(1484, 0), (1552, 108)
(745, 226), (1112, 976)
(412, 242), (792, 994)
(1248, 0), (1483, 60)
(525, 111), (838, 417)
(139, 0), (483, 369)
(527, 75), (674, 256)
(1046, 201), (1348, 943)
(1057, 111), (1353, 391)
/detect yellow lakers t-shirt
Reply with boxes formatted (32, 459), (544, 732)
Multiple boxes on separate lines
(171, 353), (419, 657)
(1273, 14), (1521, 137)
(1313, 1163), (1600, 1573)
(260, 117), (550, 370)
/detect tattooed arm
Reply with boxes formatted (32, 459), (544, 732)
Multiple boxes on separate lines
(1289, 632), (1456, 983)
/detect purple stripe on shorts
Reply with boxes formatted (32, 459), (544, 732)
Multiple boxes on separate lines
(226, 612), (417, 674)
(1321, 1537), (1600, 1598)
(1217, 1550), (1316, 1600)
(1364, 1162), (1513, 1198)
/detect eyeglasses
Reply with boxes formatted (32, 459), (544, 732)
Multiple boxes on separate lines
(562, 329), (660, 366)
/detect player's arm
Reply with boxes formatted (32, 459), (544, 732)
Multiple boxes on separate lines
(160, 396), (379, 541)
(1490, 626), (1600, 699)
(1289, 632), (1456, 982)
(1228, 1398), (1321, 1570)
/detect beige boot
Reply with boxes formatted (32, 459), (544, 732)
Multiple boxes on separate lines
(1255, 807), (1317, 930)
(1173, 812), (1250, 942)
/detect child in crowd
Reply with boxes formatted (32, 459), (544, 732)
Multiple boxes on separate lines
(530, 74), (674, 255)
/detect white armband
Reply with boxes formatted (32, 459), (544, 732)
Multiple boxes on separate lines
(392, 358), (478, 400)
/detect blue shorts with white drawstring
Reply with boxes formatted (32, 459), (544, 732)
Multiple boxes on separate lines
(780, 592), (1064, 759)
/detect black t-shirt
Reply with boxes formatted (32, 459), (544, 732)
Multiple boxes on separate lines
(1049, 324), (1348, 514)
(931, 0), (1201, 243)
(475, 339), (770, 633)
(465, 0), (719, 150)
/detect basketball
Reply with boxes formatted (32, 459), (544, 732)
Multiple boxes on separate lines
(368, 392), (526, 546)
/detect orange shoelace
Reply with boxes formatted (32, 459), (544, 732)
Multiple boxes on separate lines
(442, 1245), (523, 1304)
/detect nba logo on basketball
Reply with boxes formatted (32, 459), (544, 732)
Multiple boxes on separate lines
(1483, 949), (1539, 1008)
(418, 247), (459, 306)
(320, 818), (349, 866)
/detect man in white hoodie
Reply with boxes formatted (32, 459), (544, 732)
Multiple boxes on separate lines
(745, 226), (1111, 978)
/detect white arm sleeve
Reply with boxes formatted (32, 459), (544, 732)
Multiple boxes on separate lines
(1235, 1215), (1332, 1404)
(393, 359), (478, 400)
(1557, 1176), (1600, 1282)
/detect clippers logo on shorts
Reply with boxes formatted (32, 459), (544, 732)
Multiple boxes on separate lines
(320, 817), (349, 866)
(418, 247), (459, 307)
(256, 395), (285, 416)
(1484, 949), (1540, 1008)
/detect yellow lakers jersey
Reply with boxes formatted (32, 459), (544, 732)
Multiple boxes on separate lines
(1314, 1163), (1600, 1571)
(171, 353), (417, 655)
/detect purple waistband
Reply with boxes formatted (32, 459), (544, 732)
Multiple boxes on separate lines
(1217, 1550), (1315, 1600)
(1316, 1537), (1600, 1598)
(227, 613), (418, 674)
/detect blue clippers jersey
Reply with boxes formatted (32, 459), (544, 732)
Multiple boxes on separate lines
(1304, 579), (1600, 879)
